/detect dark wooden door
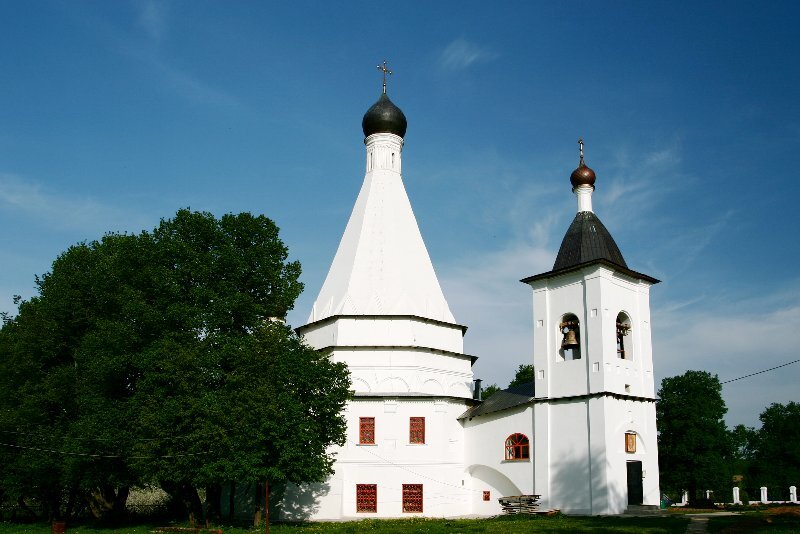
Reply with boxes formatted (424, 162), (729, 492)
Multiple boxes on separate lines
(627, 461), (643, 505)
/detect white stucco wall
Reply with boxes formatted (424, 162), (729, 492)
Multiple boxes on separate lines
(281, 398), (473, 519)
(462, 405), (534, 515)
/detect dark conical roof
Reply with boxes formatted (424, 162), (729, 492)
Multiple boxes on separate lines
(553, 211), (627, 270)
(362, 93), (407, 138)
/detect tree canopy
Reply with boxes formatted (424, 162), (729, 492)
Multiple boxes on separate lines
(508, 364), (534, 389)
(482, 364), (534, 400)
(747, 402), (800, 498)
(0, 209), (350, 522)
(656, 370), (732, 503)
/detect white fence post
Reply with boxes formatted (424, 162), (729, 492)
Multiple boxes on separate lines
(760, 486), (768, 504)
(733, 487), (741, 505)
(790, 486), (797, 503)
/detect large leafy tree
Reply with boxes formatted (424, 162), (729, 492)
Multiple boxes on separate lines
(0, 209), (350, 523)
(508, 364), (534, 389)
(482, 364), (535, 401)
(656, 370), (732, 503)
(748, 402), (800, 498)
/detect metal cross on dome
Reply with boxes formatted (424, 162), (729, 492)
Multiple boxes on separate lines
(578, 138), (585, 164)
(377, 60), (392, 94)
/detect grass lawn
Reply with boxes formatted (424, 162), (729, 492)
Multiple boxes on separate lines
(0, 514), (690, 534)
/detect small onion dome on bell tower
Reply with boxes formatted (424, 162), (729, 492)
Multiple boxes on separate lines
(362, 61), (407, 138)
(570, 138), (596, 189)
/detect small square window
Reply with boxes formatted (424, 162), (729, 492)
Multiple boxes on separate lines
(625, 432), (636, 453)
(410, 417), (425, 444)
(483, 491), (490, 501)
(360, 417), (375, 445)
(356, 484), (377, 513)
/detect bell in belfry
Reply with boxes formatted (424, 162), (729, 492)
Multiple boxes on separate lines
(561, 327), (579, 349)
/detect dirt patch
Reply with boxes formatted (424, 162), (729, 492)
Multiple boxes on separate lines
(764, 505), (800, 518)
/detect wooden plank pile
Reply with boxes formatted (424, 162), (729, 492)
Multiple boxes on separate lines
(498, 494), (541, 514)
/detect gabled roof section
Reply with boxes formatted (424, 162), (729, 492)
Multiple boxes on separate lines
(307, 170), (455, 324)
(458, 382), (535, 420)
(553, 211), (627, 271)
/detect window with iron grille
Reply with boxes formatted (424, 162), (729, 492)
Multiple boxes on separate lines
(356, 484), (377, 513)
(402, 484), (423, 513)
(504, 433), (530, 460)
(359, 417), (375, 445)
(409, 417), (425, 444)
(483, 491), (490, 501)
(625, 432), (637, 453)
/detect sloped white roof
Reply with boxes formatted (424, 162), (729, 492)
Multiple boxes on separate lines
(308, 166), (455, 324)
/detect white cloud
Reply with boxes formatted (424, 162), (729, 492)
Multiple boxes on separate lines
(440, 240), (555, 388)
(0, 172), (151, 234)
(438, 38), (497, 71)
(653, 288), (800, 427)
(137, 0), (168, 42)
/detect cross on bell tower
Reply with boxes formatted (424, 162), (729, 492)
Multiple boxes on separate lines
(377, 60), (392, 94)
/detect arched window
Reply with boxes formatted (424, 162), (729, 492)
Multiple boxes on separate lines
(559, 313), (581, 361)
(504, 433), (530, 460)
(616, 312), (632, 360)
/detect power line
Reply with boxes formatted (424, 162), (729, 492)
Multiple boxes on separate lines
(0, 441), (212, 459)
(721, 359), (800, 385)
(0, 428), (219, 443)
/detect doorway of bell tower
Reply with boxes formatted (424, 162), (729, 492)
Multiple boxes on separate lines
(626, 461), (643, 505)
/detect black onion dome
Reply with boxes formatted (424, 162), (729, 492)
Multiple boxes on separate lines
(553, 211), (627, 270)
(362, 93), (407, 138)
(570, 161), (596, 188)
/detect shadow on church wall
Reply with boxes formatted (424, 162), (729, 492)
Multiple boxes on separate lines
(467, 464), (523, 497)
(277, 481), (331, 521)
(549, 452), (626, 515)
(218, 480), (329, 524)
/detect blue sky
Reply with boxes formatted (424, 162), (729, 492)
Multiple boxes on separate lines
(1, 1), (798, 428)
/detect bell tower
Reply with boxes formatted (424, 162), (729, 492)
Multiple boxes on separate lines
(521, 141), (661, 514)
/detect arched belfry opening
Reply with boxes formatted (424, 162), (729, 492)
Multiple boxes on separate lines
(559, 313), (581, 361)
(616, 312), (632, 360)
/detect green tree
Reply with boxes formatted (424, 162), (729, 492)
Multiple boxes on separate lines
(748, 402), (800, 499)
(508, 364), (534, 389)
(481, 384), (500, 400)
(656, 370), (732, 504)
(0, 209), (350, 524)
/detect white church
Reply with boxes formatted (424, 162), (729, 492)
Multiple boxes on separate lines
(282, 72), (661, 519)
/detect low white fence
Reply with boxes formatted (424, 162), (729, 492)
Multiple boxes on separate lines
(671, 485), (798, 506)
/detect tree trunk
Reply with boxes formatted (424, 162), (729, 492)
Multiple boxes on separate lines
(64, 487), (78, 521)
(205, 484), (222, 522)
(228, 482), (236, 523)
(162, 481), (205, 525)
(88, 485), (129, 521)
(253, 483), (262, 527)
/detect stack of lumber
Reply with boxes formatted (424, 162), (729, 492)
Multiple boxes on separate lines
(498, 494), (541, 514)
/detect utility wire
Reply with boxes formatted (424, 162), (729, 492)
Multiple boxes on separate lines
(0, 428), (220, 443)
(721, 359), (800, 385)
(0, 442), (212, 459)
